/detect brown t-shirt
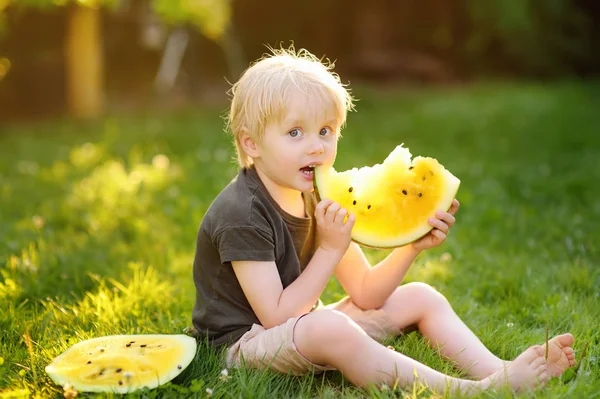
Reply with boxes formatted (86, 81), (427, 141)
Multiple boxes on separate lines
(192, 166), (318, 347)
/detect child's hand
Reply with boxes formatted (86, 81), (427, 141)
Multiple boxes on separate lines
(411, 199), (460, 252)
(315, 199), (356, 255)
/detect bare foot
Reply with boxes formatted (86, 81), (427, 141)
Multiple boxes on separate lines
(541, 333), (577, 377)
(480, 346), (550, 392)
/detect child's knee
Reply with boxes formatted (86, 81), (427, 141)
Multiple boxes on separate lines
(294, 310), (363, 354)
(398, 282), (449, 309)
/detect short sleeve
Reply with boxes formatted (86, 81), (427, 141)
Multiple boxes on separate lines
(215, 226), (275, 264)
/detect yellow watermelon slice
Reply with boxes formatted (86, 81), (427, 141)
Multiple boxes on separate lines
(314, 144), (460, 248)
(45, 334), (197, 393)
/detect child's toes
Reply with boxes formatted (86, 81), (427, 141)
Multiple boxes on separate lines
(564, 348), (576, 364)
(539, 371), (550, 385)
(531, 345), (546, 358)
(563, 348), (575, 357)
(564, 347), (573, 356)
(535, 363), (546, 374)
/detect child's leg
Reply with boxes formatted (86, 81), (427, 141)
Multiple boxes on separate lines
(380, 282), (503, 378)
(379, 282), (575, 379)
(294, 309), (549, 395)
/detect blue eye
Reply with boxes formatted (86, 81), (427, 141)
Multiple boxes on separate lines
(288, 129), (301, 137)
(320, 127), (331, 136)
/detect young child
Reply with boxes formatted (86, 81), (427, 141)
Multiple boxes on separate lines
(191, 47), (576, 395)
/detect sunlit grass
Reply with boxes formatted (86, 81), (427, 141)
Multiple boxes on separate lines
(1, 81), (599, 398)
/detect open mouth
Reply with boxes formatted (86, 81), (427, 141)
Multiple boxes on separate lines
(300, 166), (314, 177)
(300, 163), (321, 178)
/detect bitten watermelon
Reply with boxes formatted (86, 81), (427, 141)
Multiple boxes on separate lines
(45, 334), (197, 393)
(314, 144), (460, 248)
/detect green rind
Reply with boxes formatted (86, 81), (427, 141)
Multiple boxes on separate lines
(314, 166), (460, 249)
(45, 334), (197, 394)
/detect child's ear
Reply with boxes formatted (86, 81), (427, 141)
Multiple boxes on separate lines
(240, 130), (260, 158)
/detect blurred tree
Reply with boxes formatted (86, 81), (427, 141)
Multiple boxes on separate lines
(3, 0), (115, 119)
(1, 0), (235, 118)
(152, 0), (229, 41)
(152, 0), (243, 86)
(65, 2), (104, 119)
(0, 1), (8, 36)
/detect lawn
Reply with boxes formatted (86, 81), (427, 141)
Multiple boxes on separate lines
(0, 81), (598, 398)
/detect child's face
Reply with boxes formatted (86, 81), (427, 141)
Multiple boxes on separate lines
(253, 90), (339, 193)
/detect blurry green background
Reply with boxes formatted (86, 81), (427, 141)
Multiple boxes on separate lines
(0, 0), (598, 120)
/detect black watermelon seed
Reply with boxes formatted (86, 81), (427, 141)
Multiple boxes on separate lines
(140, 344), (147, 348)
(130, 341), (135, 343)
(352, 200), (357, 205)
(126, 343), (131, 347)
(367, 205), (371, 209)
(116, 368), (122, 373)
(99, 369), (105, 376)
(402, 190), (407, 195)
(177, 365), (182, 369)
(100, 349), (105, 352)
(66, 339), (69, 343)
(87, 361), (92, 364)
(422, 176), (426, 181)
(348, 187), (353, 193)
(418, 193), (423, 197)
(118, 380), (123, 385)
(409, 166), (413, 170)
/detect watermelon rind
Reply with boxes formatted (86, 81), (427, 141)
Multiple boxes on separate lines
(45, 334), (197, 394)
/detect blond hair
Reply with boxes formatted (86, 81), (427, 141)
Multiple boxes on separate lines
(226, 46), (355, 168)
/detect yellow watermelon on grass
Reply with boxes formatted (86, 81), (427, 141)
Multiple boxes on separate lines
(314, 144), (460, 248)
(45, 334), (197, 394)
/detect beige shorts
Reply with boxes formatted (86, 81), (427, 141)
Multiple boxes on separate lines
(225, 297), (401, 375)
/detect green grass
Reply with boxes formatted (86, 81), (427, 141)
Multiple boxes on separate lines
(1, 81), (599, 398)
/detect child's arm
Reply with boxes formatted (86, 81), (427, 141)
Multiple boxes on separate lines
(232, 199), (355, 329)
(335, 199), (460, 310)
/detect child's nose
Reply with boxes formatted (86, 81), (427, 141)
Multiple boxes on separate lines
(307, 139), (324, 155)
